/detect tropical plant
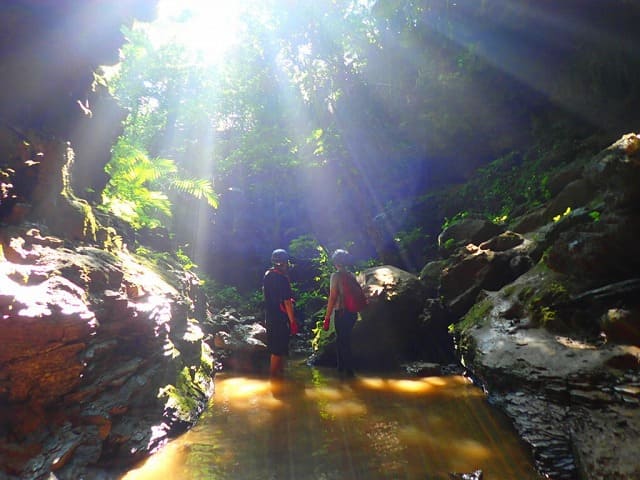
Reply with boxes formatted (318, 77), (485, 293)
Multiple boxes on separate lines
(100, 139), (217, 230)
(95, 0), (625, 290)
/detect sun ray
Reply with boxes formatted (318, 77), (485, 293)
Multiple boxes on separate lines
(148, 0), (245, 65)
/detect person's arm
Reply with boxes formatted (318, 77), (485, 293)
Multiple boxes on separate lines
(323, 274), (338, 330)
(283, 298), (298, 334)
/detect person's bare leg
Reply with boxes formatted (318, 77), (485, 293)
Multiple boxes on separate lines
(270, 354), (284, 378)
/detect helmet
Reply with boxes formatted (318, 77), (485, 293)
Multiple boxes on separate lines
(330, 249), (350, 266)
(271, 249), (290, 266)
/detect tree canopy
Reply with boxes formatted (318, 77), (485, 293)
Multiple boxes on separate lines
(98, 0), (640, 288)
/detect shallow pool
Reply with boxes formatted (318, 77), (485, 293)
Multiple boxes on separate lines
(122, 360), (541, 479)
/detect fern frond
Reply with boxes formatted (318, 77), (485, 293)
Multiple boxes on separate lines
(171, 178), (219, 208)
(148, 157), (179, 181)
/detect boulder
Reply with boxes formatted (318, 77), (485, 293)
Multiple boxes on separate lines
(205, 309), (269, 373)
(600, 307), (640, 346)
(478, 230), (524, 251)
(510, 207), (546, 234)
(584, 133), (640, 208)
(418, 258), (449, 296)
(437, 217), (505, 253)
(439, 239), (535, 317)
(542, 178), (595, 222)
(312, 265), (430, 371)
(545, 210), (640, 285)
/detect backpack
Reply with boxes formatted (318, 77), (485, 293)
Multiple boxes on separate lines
(341, 272), (367, 313)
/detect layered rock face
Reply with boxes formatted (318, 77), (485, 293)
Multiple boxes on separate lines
(0, 227), (214, 479)
(441, 134), (640, 479)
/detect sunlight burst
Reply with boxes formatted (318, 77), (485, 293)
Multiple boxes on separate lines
(149, 0), (245, 63)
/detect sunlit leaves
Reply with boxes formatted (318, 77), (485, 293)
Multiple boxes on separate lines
(172, 178), (218, 208)
(101, 140), (217, 229)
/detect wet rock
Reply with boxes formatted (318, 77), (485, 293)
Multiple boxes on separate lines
(449, 469), (483, 480)
(600, 307), (640, 346)
(205, 308), (269, 372)
(439, 242), (535, 317)
(438, 217), (505, 253)
(457, 272), (640, 479)
(0, 226), (213, 479)
(401, 362), (442, 377)
(572, 405), (640, 480)
(478, 230), (524, 251)
(311, 265), (431, 371)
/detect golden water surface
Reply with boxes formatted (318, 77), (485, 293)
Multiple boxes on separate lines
(122, 360), (540, 480)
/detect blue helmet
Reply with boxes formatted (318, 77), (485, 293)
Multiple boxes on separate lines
(271, 249), (290, 266)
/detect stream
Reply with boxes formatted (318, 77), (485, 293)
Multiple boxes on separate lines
(122, 359), (541, 480)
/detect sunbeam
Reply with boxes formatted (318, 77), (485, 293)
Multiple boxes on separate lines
(149, 0), (245, 64)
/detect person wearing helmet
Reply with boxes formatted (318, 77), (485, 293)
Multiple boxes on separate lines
(323, 249), (357, 378)
(263, 249), (299, 378)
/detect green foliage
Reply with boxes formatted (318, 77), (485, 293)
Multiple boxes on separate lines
(200, 277), (262, 316)
(527, 281), (570, 329)
(394, 227), (426, 249)
(97, 25), (219, 237)
(434, 123), (597, 229)
(553, 207), (572, 223)
(311, 317), (335, 352)
(210, 286), (243, 311)
(101, 143), (171, 229)
(289, 235), (327, 264)
(132, 245), (197, 288)
(288, 237), (333, 324)
(175, 247), (197, 271)
(449, 150), (553, 222)
(441, 211), (469, 231)
(100, 139), (217, 230)
(94, 0), (617, 287)
(454, 297), (493, 334)
(158, 366), (205, 424)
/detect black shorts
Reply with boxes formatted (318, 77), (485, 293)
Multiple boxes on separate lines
(266, 312), (290, 356)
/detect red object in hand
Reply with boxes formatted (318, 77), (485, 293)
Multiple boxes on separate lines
(323, 317), (330, 331)
(290, 320), (299, 336)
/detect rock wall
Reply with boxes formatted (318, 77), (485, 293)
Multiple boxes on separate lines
(0, 225), (214, 479)
(439, 134), (640, 479)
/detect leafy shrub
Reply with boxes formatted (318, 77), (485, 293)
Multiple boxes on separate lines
(200, 277), (261, 315)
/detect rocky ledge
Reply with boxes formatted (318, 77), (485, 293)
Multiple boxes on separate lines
(0, 226), (214, 479)
(447, 134), (640, 479)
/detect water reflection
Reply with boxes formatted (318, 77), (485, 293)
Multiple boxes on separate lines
(122, 361), (540, 480)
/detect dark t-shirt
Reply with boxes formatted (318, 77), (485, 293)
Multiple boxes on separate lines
(263, 268), (293, 315)
(263, 268), (293, 355)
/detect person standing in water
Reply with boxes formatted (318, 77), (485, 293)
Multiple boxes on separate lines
(263, 249), (298, 378)
(323, 249), (358, 377)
